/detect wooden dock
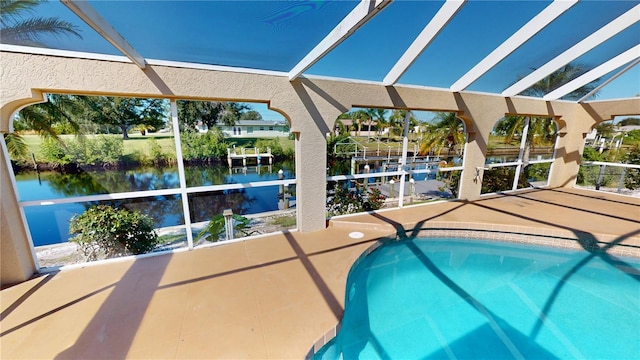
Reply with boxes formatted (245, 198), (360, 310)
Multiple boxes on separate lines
(227, 147), (274, 167)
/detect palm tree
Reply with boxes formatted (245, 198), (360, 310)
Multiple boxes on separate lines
(594, 122), (615, 140)
(521, 63), (598, 101)
(2, 0), (83, 158)
(386, 109), (418, 143)
(350, 110), (370, 137)
(364, 108), (388, 141)
(6, 94), (85, 158)
(419, 112), (465, 157)
(492, 62), (601, 185)
(497, 115), (556, 158)
(0, 0), (82, 46)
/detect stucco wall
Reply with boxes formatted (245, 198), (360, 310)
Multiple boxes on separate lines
(1, 50), (638, 285)
(1, 147), (36, 286)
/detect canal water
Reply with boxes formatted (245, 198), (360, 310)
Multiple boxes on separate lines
(14, 161), (295, 246)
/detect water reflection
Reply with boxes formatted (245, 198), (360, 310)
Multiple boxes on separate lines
(24, 195), (184, 247)
(14, 161), (294, 201)
(16, 161), (295, 247)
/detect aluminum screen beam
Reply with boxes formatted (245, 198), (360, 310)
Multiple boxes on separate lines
(543, 45), (640, 101)
(578, 57), (640, 103)
(61, 0), (147, 69)
(288, 0), (391, 81)
(502, 4), (640, 98)
(450, 0), (577, 92)
(383, 0), (466, 86)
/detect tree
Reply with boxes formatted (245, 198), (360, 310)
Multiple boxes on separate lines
(1, 0), (83, 159)
(6, 94), (85, 159)
(82, 96), (168, 140)
(618, 117), (640, 126)
(419, 112), (465, 157)
(489, 64), (594, 187)
(220, 102), (250, 126)
(177, 100), (249, 132)
(521, 63), (599, 100)
(0, 0), (81, 46)
(595, 122), (615, 139)
(327, 119), (350, 159)
(387, 110), (416, 141)
(364, 108), (388, 141)
(350, 110), (369, 137)
(496, 116), (556, 146)
(495, 115), (557, 180)
(239, 110), (263, 120)
(177, 100), (224, 132)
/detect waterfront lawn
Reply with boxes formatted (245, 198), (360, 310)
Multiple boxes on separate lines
(18, 133), (176, 159)
(18, 134), (294, 160)
(226, 137), (294, 152)
(125, 133), (176, 155)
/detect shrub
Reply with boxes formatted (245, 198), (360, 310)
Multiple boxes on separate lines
(270, 215), (296, 228)
(148, 137), (167, 164)
(582, 146), (605, 162)
(577, 147), (619, 187)
(40, 136), (124, 167)
(196, 213), (254, 242)
(69, 205), (159, 261)
(623, 146), (640, 190)
(326, 182), (385, 217)
(524, 163), (551, 182)
(181, 128), (228, 161)
(95, 136), (124, 165)
(254, 138), (294, 158)
(40, 137), (73, 166)
(481, 167), (528, 193)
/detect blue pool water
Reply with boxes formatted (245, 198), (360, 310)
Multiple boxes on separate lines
(315, 238), (640, 359)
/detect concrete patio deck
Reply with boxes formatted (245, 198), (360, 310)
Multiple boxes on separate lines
(1, 188), (639, 359)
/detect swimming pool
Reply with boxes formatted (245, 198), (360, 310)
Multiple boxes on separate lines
(314, 238), (640, 359)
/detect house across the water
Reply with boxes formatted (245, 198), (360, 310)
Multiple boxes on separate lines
(197, 120), (289, 138)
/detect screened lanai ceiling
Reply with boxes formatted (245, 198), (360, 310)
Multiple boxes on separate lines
(1, 0), (639, 102)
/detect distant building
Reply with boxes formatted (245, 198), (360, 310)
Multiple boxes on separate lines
(585, 124), (640, 150)
(336, 119), (383, 137)
(617, 125), (640, 133)
(197, 120), (290, 137)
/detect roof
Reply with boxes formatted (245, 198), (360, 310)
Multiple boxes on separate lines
(232, 120), (289, 126)
(1, 0), (638, 102)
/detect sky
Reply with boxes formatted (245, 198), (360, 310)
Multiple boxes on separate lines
(242, 103), (286, 122)
(241, 103), (442, 124)
(18, 1), (640, 109)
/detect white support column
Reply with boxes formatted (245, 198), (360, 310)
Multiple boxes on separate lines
(397, 111), (411, 207)
(170, 101), (194, 249)
(513, 117), (530, 191)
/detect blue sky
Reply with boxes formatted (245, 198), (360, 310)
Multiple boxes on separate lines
(25, 1), (640, 109)
(242, 103), (442, 123)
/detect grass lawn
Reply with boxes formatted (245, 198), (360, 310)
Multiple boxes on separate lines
(18, 134), (176, 160)
(123, 133), (176, 156)
(16, 133), (293, 161)
(225, 136), (294, 151)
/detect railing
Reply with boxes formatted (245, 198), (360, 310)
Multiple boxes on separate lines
(326, 162), (464, 211)
(577, 161), (640, 194)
